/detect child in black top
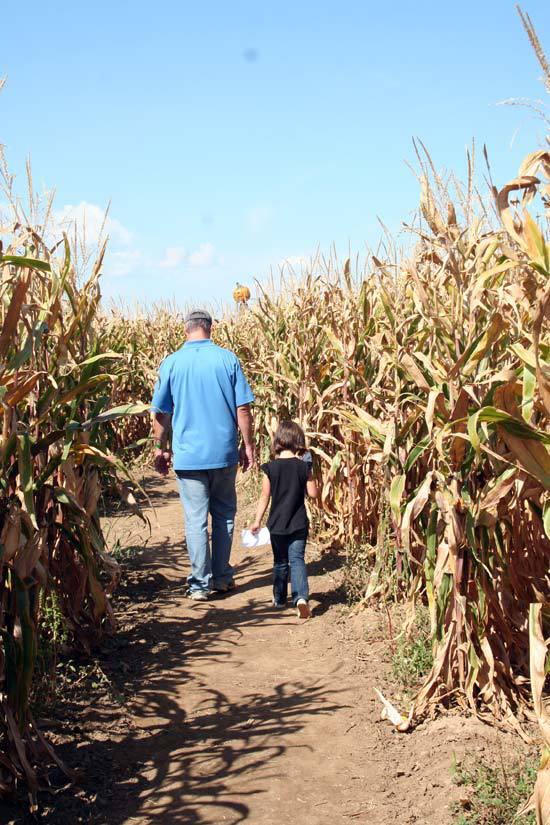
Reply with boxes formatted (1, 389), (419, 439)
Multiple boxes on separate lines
(251, 420), (318, 618)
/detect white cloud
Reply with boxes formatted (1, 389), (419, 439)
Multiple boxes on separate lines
(44, 199), (222, 284)
(53, 201), (133, 247)
(189, 242), (215, 267)
(107, 249), (142, 277)
(50, 201), (141, 279)
(159, 246), (186, 269)
(246, 206), (272, 233)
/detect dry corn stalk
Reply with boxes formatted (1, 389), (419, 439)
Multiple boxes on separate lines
(104, 139), (549, 734)
(517, 604), (550, 824)
(0, 184), (148, 807)
(97, 12), (550, 742)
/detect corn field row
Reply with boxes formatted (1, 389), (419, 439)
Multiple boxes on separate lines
(239, 166), (549, 734)
(1, 20), (549, 817)
(104, 136), (550, 738)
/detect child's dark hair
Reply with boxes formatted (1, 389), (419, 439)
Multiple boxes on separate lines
(272, 419), (306, 456)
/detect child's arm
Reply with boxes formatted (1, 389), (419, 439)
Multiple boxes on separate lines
(250, 475), (271, 533)
(303, 452), (319, 499)
(306, 476), (318, 499)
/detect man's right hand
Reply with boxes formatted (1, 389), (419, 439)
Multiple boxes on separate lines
(239, 443), (255, 472)
(154, 449), (172, 477)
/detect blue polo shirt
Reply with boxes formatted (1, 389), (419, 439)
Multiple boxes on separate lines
(150, 340), (254, 470)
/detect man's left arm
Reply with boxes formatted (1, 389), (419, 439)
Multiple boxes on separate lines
(233, 357), (255, 471)
(237, 404), (255, 471)
(151, 357), (174, 476)
(152, 411), (172, 476)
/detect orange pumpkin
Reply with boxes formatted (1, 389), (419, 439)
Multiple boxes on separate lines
(233, 283), (251, 304)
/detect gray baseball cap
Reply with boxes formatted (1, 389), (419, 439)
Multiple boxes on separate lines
(184, 309), (213, 324)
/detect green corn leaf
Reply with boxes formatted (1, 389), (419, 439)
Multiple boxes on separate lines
(510, 342), (538, 370)
(14, 579), (36, 729)
(390, 474), (406, 521)
(0, 254), (51, 272)
(468, 406), (550, 446)
(77, 351), (124, 369)
(17, 434), (37, 528)
(404, 434), (431, 472)
(82, 401), (150, 428)
(522, 364), (536, 423)
(55, 374), (112, 408)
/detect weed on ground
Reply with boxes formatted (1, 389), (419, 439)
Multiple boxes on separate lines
(391, 605), (433, 698)
(451, 752), (537, 824)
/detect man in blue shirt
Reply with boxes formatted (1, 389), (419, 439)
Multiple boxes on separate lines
(151, 309), (255, 600)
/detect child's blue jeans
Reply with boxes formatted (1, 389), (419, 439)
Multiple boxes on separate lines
(270, 530), (309, 606)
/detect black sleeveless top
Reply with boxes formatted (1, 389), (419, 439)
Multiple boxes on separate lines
(261, 457), (309, 535)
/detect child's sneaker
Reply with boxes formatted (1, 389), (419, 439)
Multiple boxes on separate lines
(296, 598), (311, 618)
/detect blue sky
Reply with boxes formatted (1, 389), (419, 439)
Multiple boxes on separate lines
(1, 1), (549, 307)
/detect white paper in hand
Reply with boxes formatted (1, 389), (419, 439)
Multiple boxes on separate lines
(241, 527), (271, 548)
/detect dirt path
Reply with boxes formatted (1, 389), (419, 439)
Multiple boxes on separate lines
(3, 474), (528, 824)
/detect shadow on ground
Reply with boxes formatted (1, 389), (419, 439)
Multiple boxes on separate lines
(2, 520), (347, 825)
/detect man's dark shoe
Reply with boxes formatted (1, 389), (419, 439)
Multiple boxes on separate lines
(212, 580), (236, 593)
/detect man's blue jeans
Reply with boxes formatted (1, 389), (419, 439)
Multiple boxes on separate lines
(270, 530), (309, 606)
(176, 465), (238, 593)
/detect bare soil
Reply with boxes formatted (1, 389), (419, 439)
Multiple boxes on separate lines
(1, 474), (531, 824)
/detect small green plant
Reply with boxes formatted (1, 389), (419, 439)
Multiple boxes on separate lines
(32, 592), (71, 712)
(451, 752), (537, 824)
(31, 595), (126, 714)
(41, 591), (69, 647)
(391, 606), (433, 692)
(344, 500), (403, 607)
(110, 538), (139, 562)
